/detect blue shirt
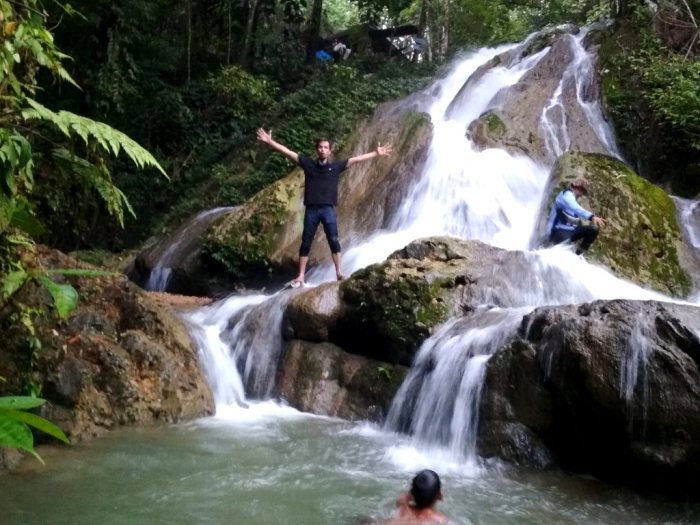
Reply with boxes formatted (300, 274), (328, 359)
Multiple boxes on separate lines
(547, 189), (594, 234)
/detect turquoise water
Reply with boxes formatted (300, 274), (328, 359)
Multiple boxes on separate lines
(1, 403), (697, 525)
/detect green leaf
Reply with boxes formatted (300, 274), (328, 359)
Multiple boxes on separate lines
(0, 396), (45, 410)
(1, 269), (28, 298)
(2, 409), (69, 444)
(23, 100), (167, 176)
(10, 199), (45, 236)
(46, 268), (116, 277)
(0, 192), (14, 234)
(6, 234), (34, 247)
(36, 276), (78, 318)
(0, 415), (33, 451)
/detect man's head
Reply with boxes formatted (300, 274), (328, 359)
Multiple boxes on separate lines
(410, 469), (442, 509)
(315, 138), (332, 161)
(570, 177), (590, 197)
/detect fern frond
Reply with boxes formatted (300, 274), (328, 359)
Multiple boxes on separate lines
(22, 99), (167, 178)
(51, 148), (136, 227)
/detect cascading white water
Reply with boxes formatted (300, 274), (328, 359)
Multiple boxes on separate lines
(619, 314), (652, 428)
(539, 29), (621, 160)
(145, 207), (234, 291)
(674, 196), (700, 251)
(184, 294), (269, 405)
(185, 30), (697, 467)
(385, 309), (528, 464)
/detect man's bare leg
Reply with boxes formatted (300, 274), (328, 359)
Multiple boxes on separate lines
(291, 256), (308, 287)
(332, 252), (344, 281)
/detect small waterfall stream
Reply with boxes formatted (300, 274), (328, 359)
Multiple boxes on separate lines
(183, 29), (698, 472)
(144, 207), (234, 292)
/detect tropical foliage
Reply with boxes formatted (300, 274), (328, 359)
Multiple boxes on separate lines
(0, 0), (163, 413)
(1, 0), (164, 310)
(600, 1), (700, 195)
(0, 394), (69, 463)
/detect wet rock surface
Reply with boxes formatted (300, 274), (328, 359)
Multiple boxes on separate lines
(466, 29), (610, 163)
(277, 340), (407, 422)
(539, 151), (691, 296)
(0, 248), (214, 461)
(479, 299), (700, 496)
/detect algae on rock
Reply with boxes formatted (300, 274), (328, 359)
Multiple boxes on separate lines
(543, 151), (691, 296)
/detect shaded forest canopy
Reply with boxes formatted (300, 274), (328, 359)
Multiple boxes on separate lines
(1, 0), (699, 259)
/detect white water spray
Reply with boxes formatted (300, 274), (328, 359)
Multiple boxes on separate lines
(146, 207), (233, 291)
(184, 29), (699, 466)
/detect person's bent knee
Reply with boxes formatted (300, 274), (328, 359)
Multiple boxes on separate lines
(328, 238), (341, 254)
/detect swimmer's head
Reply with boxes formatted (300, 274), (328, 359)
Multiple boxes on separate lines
(410, 469), (442, 508)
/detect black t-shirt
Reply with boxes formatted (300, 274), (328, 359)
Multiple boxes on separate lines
(298, 155), (348, 206)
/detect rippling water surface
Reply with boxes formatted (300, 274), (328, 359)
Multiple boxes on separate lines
(2, 402), (697, 525)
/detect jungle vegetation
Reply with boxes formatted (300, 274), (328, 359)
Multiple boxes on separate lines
(0, 0), (699, 455)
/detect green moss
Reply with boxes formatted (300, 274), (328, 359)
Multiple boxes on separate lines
(204, 182), (293, 278)
(485, 112), (506, 136)
(343, 360), (407, 406)
(551, 152), (691, 296)
(597, 12), (700, 197)
(340, 262), (450, 364)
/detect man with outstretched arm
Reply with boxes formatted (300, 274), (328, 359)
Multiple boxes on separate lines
(256, 128), (392, 287)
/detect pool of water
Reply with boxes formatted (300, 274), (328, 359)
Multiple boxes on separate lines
(1, 402), (697, 524)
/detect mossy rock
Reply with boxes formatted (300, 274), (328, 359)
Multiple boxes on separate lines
(546, 151), (691, 296)
(204, 173), (304, 278)
(467, 109), (544, 159)
(520, 23), (579, 57)
(335, 261), (452, 366)
(468, 110), (506, 145)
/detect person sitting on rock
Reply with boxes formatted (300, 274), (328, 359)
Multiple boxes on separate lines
(547, 177), (607, 255)
(383, 470), (448, 524)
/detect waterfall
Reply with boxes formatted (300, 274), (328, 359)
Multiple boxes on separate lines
(385, 309), (527, 462)
(184, 294), (268, 406)
(183, 28), (692, 465)
(673, 197), (700, 303)
(145, 207), (234, 292)
(539, 30), (621, 160)
(619, 314), (653, 429)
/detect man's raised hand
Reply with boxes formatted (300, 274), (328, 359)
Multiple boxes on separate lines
(257, 128), (273, 145)
(376, 142), (393, 156)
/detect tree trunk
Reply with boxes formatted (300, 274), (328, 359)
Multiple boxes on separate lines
(418, 0), (428, 35)
(306, 0), (323, 63)
(240, 0), (261, 68)
(441, 0), (450, 59)
(227, 0), (232, 65)
(186, 0), (192, 84)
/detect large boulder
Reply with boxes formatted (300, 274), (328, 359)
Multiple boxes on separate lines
(321, 237), (577, 365)
(479, 299), (700, 496)
(465, 29), (611, 163)
(282, 282), (345, 342)
(0, 248), (214, 453)
(127, 207), (235, 296)
(277, 340), (407, 422)
(446, 24), (580, 122)
(539, 151), (692, 296)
